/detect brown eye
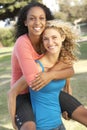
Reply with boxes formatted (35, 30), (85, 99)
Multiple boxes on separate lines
(52, 36), (57, 39)
(43, 37), (48, 42)
(40, 17), (46, 21)
(29, 17), (35, 21)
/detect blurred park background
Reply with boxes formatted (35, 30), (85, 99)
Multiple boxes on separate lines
(0, 0), (87, 130)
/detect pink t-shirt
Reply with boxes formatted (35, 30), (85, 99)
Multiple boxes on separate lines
(11, 34), (42, 94)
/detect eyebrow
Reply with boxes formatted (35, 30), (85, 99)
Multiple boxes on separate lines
(29, 14), (45, 17)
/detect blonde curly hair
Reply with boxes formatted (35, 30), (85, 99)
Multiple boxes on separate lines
(41, 20), (80, 63)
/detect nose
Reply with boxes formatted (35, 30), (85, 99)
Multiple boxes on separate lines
(48, 38), (53, 45)
(35, 18), (40, 25)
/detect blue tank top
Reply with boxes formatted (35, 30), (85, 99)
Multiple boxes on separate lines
(30, 60), (66, 130)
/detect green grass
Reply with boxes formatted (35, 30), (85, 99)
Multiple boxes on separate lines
(0, 47), (13, 130)
(79, 41), (87, 59)
(0, 43), (87, 130)
(70, 41), (87, 106)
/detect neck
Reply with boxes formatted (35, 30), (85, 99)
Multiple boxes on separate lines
(28, 34), (41, 53)
(47, 52), (59, 63)
(29, 35), (40, 46)
(42, 52), (59, 68)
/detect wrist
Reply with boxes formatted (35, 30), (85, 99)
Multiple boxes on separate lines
(48, 70), (56, 80)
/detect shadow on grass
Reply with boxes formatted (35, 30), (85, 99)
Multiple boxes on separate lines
(0, 126), (13, 130)
(0, 51), (12, 55)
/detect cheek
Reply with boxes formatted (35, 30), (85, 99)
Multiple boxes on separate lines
(43, 43), (47, 48)
(43, 42), (48, 50)
(59, 42), (62, 49)
(26, 19), (34, 26)
(25, 19), (31, 26)
(56, 40), (62, 49)
(43, 39), (48, 45)
(57, 37), (63, 45)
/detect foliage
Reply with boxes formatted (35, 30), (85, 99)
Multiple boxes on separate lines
(0, 0), (42, 20)
(54, 12), (68, 22)
(0, 27), (15, 47)
(55, 0), (87, 23)
(1, 0), (87, 24)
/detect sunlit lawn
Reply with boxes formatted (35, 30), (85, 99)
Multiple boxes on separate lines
(0, 42), (87, 130)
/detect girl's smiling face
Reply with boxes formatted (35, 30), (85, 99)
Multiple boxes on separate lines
(43, 28), (65, 54)
(24, 6), (46, 36)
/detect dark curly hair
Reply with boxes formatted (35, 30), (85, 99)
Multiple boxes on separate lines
(15, 2), (54, 39)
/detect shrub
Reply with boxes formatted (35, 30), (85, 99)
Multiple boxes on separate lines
(0, 27), (15, 47)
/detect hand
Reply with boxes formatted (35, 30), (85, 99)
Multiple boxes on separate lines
(62, 111), (70, 120)
(31, 71), (53, 91)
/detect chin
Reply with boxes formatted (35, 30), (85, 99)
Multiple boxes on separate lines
(34, 32), (42, 36)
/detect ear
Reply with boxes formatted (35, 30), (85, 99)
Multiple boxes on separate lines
(24, 20), (27, 26)
(61, 35), (65, 42)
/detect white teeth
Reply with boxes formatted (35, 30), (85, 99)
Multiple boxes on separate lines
(34, 27), (41, 31)
(49, 46), (55, 49)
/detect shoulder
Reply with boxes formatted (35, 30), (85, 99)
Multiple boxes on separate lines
(13, 34), (33, 55)
(16, 34), (30, 45)
(14, 34), (32, 50)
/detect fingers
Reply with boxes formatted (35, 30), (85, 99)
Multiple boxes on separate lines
(30, 72), (51, 91)
(62, 111), (70, 120)
(32, 75), (41, 87)
(31, 75), (48, 91)
(30, 76), (43, 91)
(32, 79), (45, 91)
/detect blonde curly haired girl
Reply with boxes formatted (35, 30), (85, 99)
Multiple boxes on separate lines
(41, 20), (80, 64)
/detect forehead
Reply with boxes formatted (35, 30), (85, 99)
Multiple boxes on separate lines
(43, 28), (60, 36)
(27, 6), (45, 16)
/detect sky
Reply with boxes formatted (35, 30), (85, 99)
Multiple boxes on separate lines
(43, 0), (59, 12)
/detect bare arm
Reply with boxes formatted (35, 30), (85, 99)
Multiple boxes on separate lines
(31, 61), (74, 91)
(63, 78), (72, 95)
(7, 76), (28, 130)
(7, 61), (44, 129)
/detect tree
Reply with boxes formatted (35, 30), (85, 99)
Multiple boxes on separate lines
(57, 0), (87, 23)
(0, 0), (42, 20)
